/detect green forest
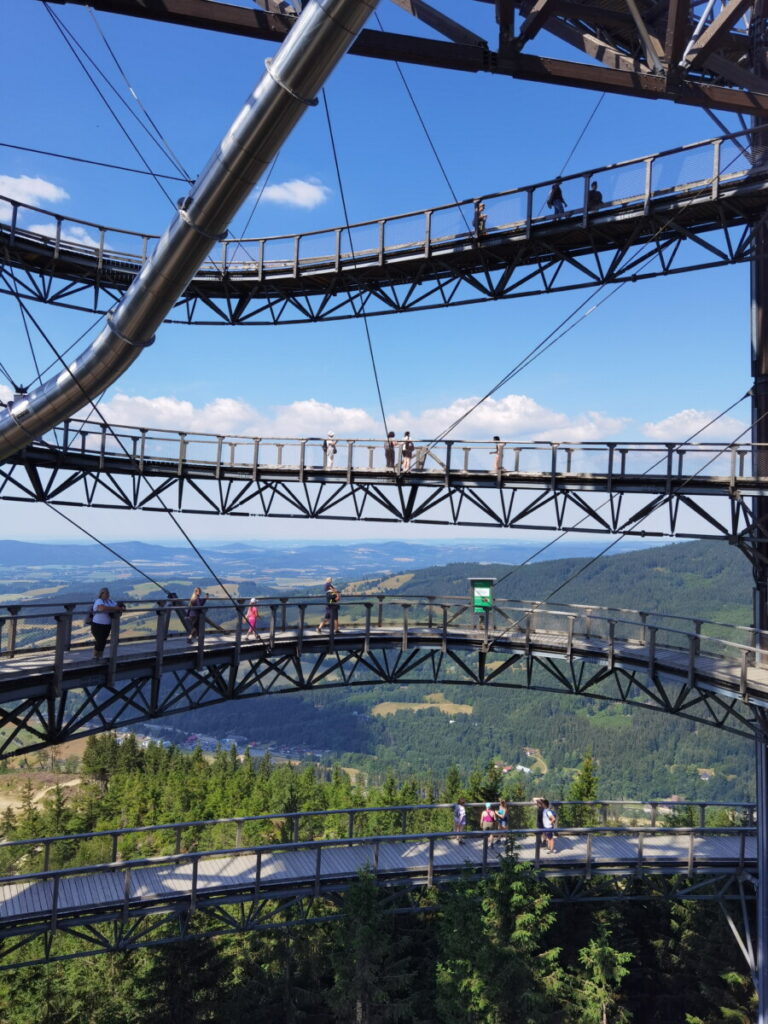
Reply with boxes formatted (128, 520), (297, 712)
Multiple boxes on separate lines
(164, 539), (757, 802)
(0, 735), (755, 1023)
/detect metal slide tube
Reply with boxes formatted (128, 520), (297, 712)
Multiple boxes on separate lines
(0, 0), (378, 461)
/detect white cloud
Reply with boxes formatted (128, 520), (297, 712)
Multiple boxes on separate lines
(0, 385), (12, 404)
(260, 178), (331, 209)
(87, 391), (629, 444)
(388, 393), (628, 442)
(93, 394), (377, 438)
(0, 175), (68, 221)
(643, 409), (749, 442)
(27, 222), (99, 248)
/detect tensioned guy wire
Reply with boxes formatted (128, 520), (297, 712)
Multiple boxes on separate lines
(43, 3), (178, 208)
(1, 274), (244, 608)
(322, 89), (390, 439)
(0, 142), (192, 184)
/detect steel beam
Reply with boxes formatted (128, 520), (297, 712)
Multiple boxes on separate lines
(0, 0), (380, 462)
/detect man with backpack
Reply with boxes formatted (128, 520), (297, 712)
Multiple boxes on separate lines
(317, 577), (341, 634)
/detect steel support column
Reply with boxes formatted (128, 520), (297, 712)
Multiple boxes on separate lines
(751, 0), (768, 1011)
(756, 727), (768, 1021)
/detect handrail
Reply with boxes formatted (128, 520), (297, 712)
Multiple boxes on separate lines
(26, 418), (763, 497)
(0, 595), (761, 690)
(0, 128), (758, 278)
(0, 800), (752, 863)
(0, 825), (755, 893)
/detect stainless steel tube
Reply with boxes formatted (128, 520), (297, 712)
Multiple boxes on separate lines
(0, 0), (378, 461)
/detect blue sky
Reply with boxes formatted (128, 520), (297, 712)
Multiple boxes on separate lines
(0, 0), (752, 545)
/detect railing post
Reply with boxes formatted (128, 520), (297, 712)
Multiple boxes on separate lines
(106, 614), (121, 683)
(648, 626), (657, 678)
(51, 874), (60, 936)
(314, 846), (322, 897)
(190, 858), (199, 913)
(643, 157), (653, 215)
(177, 433), (187, 475)
(401, 604), (410, 651)
(585, 832), (593, 879)
(230, 599), (246, 691)
(687, 830), (695, 878)
(111, 832), (119, 864)
(441, 605), (448, 653)
(687, 633), (697, 684)
(53, 611), (71, 697)
(363, 603), (372, 655)
(712, 138), (721, 200)
(348, 811), (355, 838)
(427, 836), (435, 886)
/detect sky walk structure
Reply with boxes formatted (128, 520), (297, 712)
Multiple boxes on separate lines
(0, 129), (762, 324)
(6, 0), (768, 1012)
(0, 595), (765, 753)
(0, 802), (757, 970)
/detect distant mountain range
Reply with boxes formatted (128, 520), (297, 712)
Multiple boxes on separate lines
(0, 537), (660, 577)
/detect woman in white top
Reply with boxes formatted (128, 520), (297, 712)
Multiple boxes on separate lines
(91, 587), (121, 658)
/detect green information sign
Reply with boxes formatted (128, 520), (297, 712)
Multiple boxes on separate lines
(470, 578), (496, 614)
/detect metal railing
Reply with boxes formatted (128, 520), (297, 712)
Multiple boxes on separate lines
(0, 594), (761, 700)
(36, 417), (762, 485)
(0, 129), (759, 282)
(0, 822), (756, 928)
(0, 800), (752, 875)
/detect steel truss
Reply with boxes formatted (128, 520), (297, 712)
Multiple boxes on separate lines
(0, 862), (755, 971)
(38, 0), (768, 117)
(0, 185), (762, 325)
(1, 638), (764, 760)
(0, 446), (759, 542)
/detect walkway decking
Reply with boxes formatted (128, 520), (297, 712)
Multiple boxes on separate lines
(0, 829), (755, 929)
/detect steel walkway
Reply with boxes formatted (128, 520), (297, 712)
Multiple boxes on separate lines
(1, 419), (762, 541)
(0, 823), (755, 968)
(0, 595), (766, 755)
(0, 131), (761, 325)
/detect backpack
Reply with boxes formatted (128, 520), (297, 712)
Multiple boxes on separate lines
(328, 588), (340, 605)
(84, 608), (94, 627)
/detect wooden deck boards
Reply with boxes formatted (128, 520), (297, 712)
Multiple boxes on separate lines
(0, 832), (754, 928)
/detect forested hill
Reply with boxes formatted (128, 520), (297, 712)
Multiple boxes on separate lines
(384, 539), (751, 623)
(168, 539), (757, 802)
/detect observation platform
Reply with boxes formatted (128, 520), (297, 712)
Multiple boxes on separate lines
(1, 419), (762, 541)
(0, 132), (762, 324)
(0, 799), (755, 968)
(0, 595), (766, 756)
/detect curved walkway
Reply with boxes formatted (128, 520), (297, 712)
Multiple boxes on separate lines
(0, 818), (755, 967)
(0, 596), (765, 752)
(0, 131), (761, 324)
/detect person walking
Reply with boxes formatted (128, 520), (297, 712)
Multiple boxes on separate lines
(186, 587), (208, 643)
(90, 587), (123, 659)
(480, 802), (496, 845)
(493, 435), (504, 473)
(587, 180), (603, 210)
(453, 798), (467, 843)
(318, 577), (341, 634)
(384, 431), (397, 469)
(245, 598), (258, 636)
(541, 798), (557, 854)
(473, 200), (487, 236)
(323, 431), (337, 469)
(495, 798), (509, 843)
(546, 180), (566, 219)
(401, 432), (414, 472)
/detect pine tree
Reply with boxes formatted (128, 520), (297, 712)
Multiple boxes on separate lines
(560, 754), (599, 828)
(569, 927), (633, 1024)
(328, 870), (421, 1023)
